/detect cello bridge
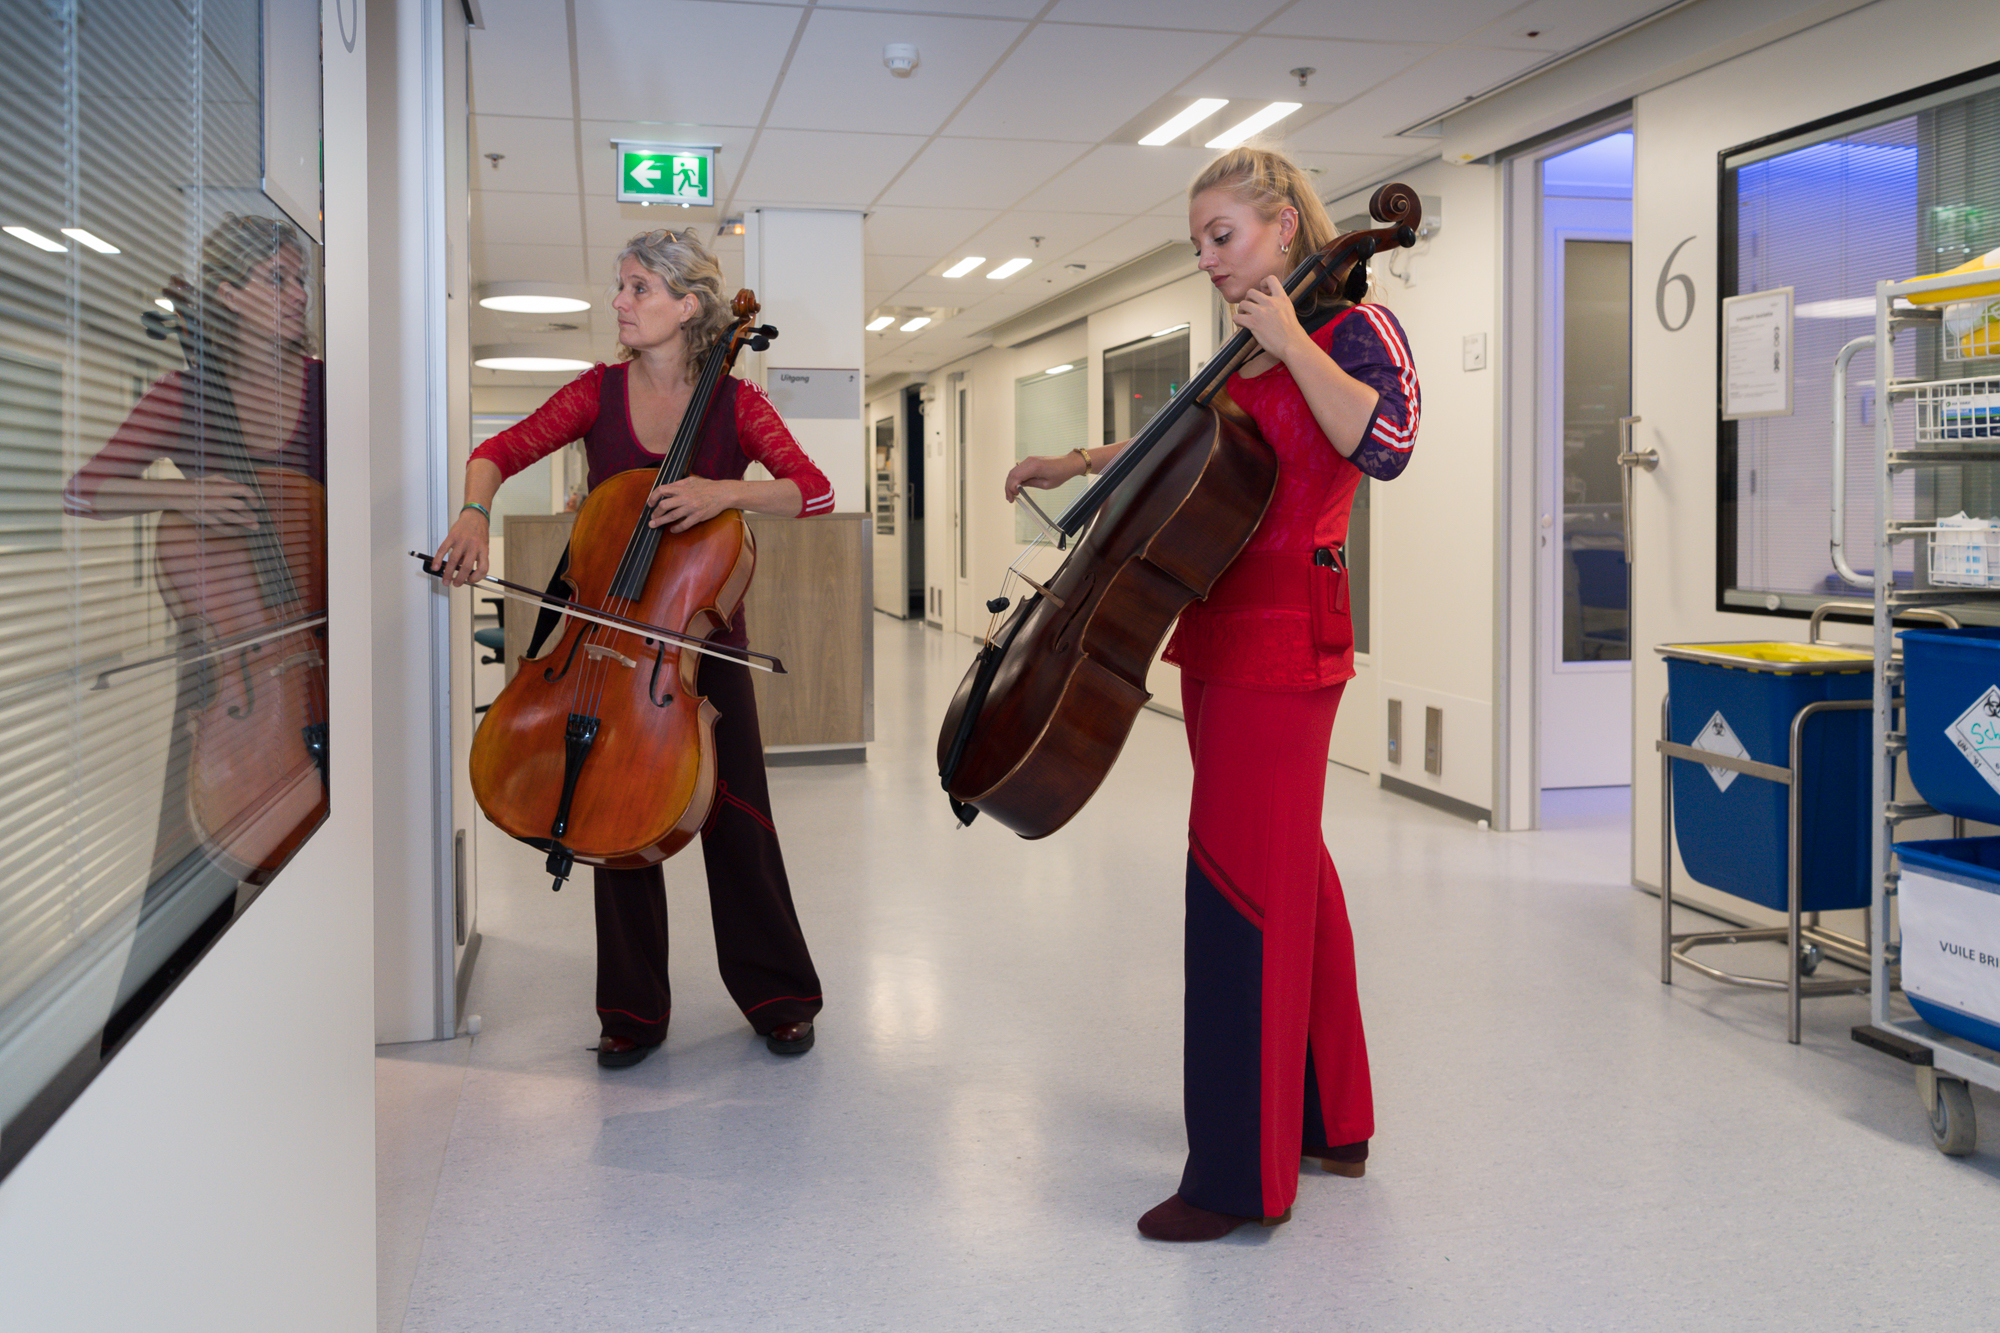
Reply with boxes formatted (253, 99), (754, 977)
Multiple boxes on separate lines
(584, 642), (639, 670)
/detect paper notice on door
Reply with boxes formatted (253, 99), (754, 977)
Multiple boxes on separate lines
(1722, 287), (1792, 420)
(1690, 710), (1750, 792)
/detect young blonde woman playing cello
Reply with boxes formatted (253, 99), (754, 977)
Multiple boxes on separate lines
(432, 228), (833, 1068)
(1007, 148), (1420, 1241)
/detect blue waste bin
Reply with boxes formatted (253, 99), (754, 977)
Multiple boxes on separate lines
(1659, 643), (1874, 912)
(1900, 626), (2000, 825)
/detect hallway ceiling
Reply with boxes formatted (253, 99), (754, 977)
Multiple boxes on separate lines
(466, 0), (1677, 388)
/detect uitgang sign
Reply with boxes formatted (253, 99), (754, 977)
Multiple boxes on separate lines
(1946, 685), (2000, 797)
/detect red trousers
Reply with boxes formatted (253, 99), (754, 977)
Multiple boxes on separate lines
(592, 655), (822, 1044)
(1178, 676), (1373, 1219)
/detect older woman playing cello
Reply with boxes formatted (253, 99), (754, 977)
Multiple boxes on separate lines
(432, 228), (833, 1068)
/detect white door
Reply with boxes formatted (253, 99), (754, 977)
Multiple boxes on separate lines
(870, 413), (905, 617)
(1533, 130), (1635, 790)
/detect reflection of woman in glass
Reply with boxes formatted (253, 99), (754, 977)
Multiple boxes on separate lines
(64, 213), (326, 1031)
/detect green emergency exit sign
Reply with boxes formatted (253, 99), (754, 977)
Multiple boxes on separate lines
(614, 141), (715, 207)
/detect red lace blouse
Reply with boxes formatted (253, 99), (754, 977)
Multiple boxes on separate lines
(469, 362), (834, 516)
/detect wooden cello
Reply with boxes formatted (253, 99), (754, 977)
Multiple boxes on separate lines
(144, 282), (330, 881)
(467, 291), (777, 890)
(936, 184), (1420, 837)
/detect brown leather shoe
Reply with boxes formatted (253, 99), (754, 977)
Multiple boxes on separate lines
(595, 1035), (658, 1069)
(1307, 1139), (1368, 1177)
(765, 1020), (814, 1055)
(1137, 1194), (1290, 1242)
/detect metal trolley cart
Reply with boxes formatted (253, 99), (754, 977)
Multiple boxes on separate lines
(1656, 626), (1877, 1046)
(1842, 262), (2000, 1157)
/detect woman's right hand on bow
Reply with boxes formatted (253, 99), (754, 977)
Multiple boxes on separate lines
(430, 507), (490, 587)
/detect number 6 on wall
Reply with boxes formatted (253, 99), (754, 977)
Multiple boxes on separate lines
(1656, 235), (1697, 332)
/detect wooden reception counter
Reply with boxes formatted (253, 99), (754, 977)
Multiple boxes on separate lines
(497, 510), (873, 755)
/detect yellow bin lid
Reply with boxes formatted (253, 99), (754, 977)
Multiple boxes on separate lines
(1655, 641), (1874, 673)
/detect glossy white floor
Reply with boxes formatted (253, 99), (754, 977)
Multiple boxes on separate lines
(380, 617), (2000, 1333)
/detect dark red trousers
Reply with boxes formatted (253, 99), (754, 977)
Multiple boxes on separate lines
(592, 654), (822, 1044)
(1178, 676), (1373, 1219)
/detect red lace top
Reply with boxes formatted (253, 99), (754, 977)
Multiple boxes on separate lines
(1162, 303), (1418, 692)
(468, 362), (834, 515)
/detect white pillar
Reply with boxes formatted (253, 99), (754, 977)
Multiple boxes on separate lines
(739, 210), (866, 512)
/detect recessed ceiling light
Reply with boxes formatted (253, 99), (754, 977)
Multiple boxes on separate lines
(942, 256), (986, 278)
(1151, 323), (1189, 338)
(4, 226), (66, 253)
(1045, 364), (1075, 375)
(1140, 98), (1229, 146)
(1206, 102), (1302, 149)
(473, 345), (593, 372)
(987, 258), (1031, 280)
(866, 315), (896, 331)
(477, 282), (592, 314)
(60, 228), (119, 254)
(900, 316), (931, 332)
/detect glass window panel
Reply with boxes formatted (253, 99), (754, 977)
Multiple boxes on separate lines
(1013, 366), (1086, 543)
(1720, 74), (2000, 609)
(0, 0), (328, 1180)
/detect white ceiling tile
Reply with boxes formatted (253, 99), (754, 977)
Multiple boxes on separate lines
(471, 115), (585, 195)
(472, 190), (587, 248)
(956, 212), (1131, 267)
(863, 206), (996, 257)
(1397, 43), (1554, 109)
(1045, 0), (1290, 32)
(1064, 214), (1189, 268)
(581, 189), (725, 250)
(1487, 0), (1682, 49)
(1013, 144), (1211, 217)
(732, 130), (930, 209)
(468, 0), (578, 119)
(1260, 0), (1519, 43)
(571, 0), (804, 124)
(471, 242), (591, 286)
(765, 10), (1027, 136)
(867, 253), (935, 293)
(1174, 36), (1436, 104)
(876, 138), (1087, 212)
(947, 25), (1236, 143)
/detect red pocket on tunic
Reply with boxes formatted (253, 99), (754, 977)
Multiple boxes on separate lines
(1311, 562), (1353, 657)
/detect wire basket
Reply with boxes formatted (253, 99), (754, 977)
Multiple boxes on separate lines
(1943, 297), (2000, 366)
(1928, 518), (2000, 587)
(1909, 376), (2000, 446)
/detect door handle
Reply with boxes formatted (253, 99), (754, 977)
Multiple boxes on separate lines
(1615, 415), (1654, 565)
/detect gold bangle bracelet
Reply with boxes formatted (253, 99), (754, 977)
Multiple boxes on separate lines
(1072, 447), (1092, 477)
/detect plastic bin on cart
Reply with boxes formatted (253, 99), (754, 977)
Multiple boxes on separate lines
(1659, 642), (1874, 912)
(1900, 626), (2000, 825)
(1891, 837), (2000, 1053)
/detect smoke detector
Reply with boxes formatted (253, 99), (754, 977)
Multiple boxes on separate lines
(884, 43), (918, 76)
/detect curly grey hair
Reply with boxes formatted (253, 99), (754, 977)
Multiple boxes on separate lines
(613, 228), (730, 378)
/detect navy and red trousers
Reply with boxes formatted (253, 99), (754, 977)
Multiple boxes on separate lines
(592, 654), (822, 1043)
(1178, 674), (1373, 1220)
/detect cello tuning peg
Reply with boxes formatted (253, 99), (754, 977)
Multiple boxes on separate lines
(986, 596), (1011, 613)
(748, 334), (770, 352)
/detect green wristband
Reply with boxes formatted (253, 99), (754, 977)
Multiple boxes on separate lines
(460, 501), (490, 521)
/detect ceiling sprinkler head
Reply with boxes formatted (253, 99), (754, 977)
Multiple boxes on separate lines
(884, 43), (918, 76)
(1290, 67), (1315, 89)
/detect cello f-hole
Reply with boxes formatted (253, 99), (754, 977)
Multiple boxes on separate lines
(542, 630), (587, 684)
(648, 643), (674, 707)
